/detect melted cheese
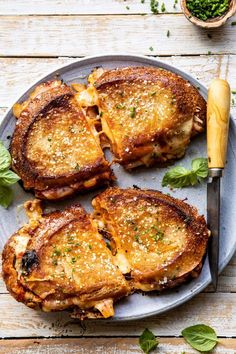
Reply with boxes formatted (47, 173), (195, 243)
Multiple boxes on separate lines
(94, 298), (114, 318)
(75, 86), (99, 107)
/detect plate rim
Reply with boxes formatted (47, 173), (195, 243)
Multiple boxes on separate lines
(0, 53), (235, 321)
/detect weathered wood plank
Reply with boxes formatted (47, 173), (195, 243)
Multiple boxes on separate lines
(0, 15), (235, 57)
(0, 55), (235, 110)
(0, 337), (236, 354)
(0, 293), (235, 338)
(0, 0), (181, 15)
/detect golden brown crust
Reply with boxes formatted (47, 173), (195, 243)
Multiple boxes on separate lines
(2, 201), (130, 319)
(95, 66), (206, 168)
(10, 80), (113, 200)
(92, 187), (210, 291)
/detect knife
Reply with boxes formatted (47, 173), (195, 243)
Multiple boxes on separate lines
(207, 78), (231, 291)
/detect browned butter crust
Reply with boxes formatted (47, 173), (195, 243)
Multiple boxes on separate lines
(2, 200), (130, 319)
(92, 188), (210, 292)
(10, 80), (113, 200)
(95, 66), (206, 168)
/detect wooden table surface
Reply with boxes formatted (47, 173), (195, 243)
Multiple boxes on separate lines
(0, 1), (235, 353)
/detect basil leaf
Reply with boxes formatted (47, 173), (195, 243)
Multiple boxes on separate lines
(139, 328), (159, 354)
(0, 169), (20, 186)
(0, 185), (13, 208)
(162, 167), (197, 188)
(182, 324), (218, 352)
(192, 158), (208, 178)
(0, 141), (11, 171)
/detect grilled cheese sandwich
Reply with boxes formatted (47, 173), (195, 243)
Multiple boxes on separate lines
(2, 200), (130, 319)
(11, 80), (113, 200)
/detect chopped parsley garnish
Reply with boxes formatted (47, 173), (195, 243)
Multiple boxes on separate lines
(71, 257), (77, 264)
(47, 137), (52, 142)
(161, 2), (166, 12)
(150, 0), (159, 14)
(150, 91), (157, 96)
(69, 126), (76, 133)
(232, 21), (236, 26)
(52, 249), (61, 257)
(116, 103), (125, 109)
(151, 226), (164, 242)
(149, 46), (154, 51)
(167, 30), (170, 37)
(173, 0), (178, 9)
(126, 5), (130, 10)
(130, 107), (136, 118)
(88, 244), (92, 249)
(186, 0), (229, 21)
(75, 163), (80, 171)
(52, 259), (58, 266)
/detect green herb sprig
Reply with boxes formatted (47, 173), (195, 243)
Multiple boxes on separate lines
(182, 324), (219, 352)
(139, 328), (159, 353)
(139, 324), (218, 353)
(162, 157), (208, 188)
(0, 141), (20, 208)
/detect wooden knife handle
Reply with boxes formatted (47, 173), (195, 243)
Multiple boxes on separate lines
(207, 78), (231, 169)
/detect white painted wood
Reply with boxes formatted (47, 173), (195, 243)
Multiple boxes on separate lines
(0, 15), (235, 57)
(0, 293), (235, 338)
(0, 338), (236, 354)
(0, 0), (235, 343)
(0, 55), (235, 112)
(0, 0), (181, 15)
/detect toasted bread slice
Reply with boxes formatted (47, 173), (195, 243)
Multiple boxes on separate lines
(11, 80), (113, 200)
(2, 200), (130, 319)
(95, 66), (206, 169)
(92, 188), (210, 291)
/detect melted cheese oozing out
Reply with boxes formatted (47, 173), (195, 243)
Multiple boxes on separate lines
(114, 252), (131, 274)
(94, 298), (114, 318)
(75, 86), (99, 107)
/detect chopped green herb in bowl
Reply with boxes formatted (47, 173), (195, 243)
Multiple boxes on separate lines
(186, 0), (230, 21)
(181, 0), (236, 28)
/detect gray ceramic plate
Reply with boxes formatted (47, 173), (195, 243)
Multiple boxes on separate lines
(0, 55), (236, 321)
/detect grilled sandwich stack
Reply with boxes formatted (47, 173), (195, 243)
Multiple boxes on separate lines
(10, 66), (206, 199)
(2, 66), (210, 319)
(2, 188), (209, 319)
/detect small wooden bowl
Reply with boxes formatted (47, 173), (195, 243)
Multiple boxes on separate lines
(181, 0), (236, 28)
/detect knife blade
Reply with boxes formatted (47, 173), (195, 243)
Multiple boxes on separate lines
(207, 171), (220, 290)
(207, 79), (231, 291)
